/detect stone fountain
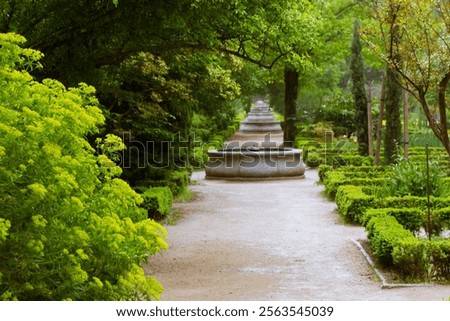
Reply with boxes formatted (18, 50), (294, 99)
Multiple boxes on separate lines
(205, 100), (305, 179)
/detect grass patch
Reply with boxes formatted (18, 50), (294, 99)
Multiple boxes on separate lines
(164, 208), (184, 226)
(174, 187), (194, 203)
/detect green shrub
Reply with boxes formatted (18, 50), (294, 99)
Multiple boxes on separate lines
(366, 215), (415, 266)
(192, 146), (209, 167)
(381, 159), (446, 197)
(362, 208), (386, 226)
(0, 34), (167, 300)
(323, 172), (346, 197)
(207, 134), (225, 150)
(166, 170), (190, 196)
(376, 196), (427, 212)
(431, 196), (450, 209)
(362, 208), (423, 233)
(141, 187), (173, 220)
(341, 155), (374, 166)
(304, 150), (375, 168)
(324, 172), (387, 199)
(431, 207), (450, 236)
(427, 239), (450, 280)
(366, 215), (450, 280)
(393, 238), (450, 280)
(335, 185), (374, 222)
(304, 147), (322, 168)
(334, 165), (389, 174)
(318, 164), (333, 182)
(392, 237), (429, 279)
(137, 169), (190, 197)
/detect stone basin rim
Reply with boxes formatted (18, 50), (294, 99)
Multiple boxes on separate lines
(208, 148), (303, 155)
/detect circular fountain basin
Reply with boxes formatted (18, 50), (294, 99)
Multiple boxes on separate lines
(205, 148), (306, 179)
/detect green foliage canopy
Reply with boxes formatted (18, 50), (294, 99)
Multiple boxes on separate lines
(362, 0), (450, 157)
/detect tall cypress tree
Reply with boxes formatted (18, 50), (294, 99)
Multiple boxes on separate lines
(350, 20), (369, 156)
(383, 67), (402, 164)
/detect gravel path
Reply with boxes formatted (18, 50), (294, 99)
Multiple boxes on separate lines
(144, 169), (450, 300)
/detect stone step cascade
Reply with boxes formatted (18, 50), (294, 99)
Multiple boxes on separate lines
(225, 100), (283, 149)
(205, 99), (306, 180)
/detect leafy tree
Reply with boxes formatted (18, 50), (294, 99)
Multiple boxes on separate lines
(1, 1), (244, 182)
(0, 33), (167, 300)
(363, 0), (450, 157)
(0, 0), (327, 151)
(350, 19), (369, 155)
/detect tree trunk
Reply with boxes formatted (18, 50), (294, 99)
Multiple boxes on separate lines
(351, 19), (369, 156)
(418, 83), (450, 157)
(374, 75), (386, 165)
(384, 67), (402, 164)
(403, 90), (409, 159)
(367, 80), (373, 156)
(283, 67), (299, 148)
(437, 74), (450, 156)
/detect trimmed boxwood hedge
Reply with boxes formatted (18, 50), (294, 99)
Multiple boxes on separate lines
(136, 169), (191, 197)
(304, 151), (374, 168)
(392, 236), (429, 279)
(323, 171), (387, 199)
(141, 186), (173, 220)
(326, 157), (450, 280)
(430, 207), (450, 235)
(336, 184), (450, 225)
(335, 185), (375, 223)
(362, 208), (423, 233)
(166, 170), (190, 196)
(320, 165), (391, 198)
(366, 214), (415, 266)
(318, 164), (333, 182)
(366, 214), (450, 280)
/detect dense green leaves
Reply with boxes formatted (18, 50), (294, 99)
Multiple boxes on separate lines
(381, 159), (446, 198)
(0, 34), (167, 300)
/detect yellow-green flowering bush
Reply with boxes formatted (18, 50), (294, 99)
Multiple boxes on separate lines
(0, 33), (167, 300)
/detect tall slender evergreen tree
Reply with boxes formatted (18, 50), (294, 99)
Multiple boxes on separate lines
(350, 19), (369, 156)
(383, 67), (402, 164)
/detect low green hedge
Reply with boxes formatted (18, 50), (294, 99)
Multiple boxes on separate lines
(431, 207), (450, 235)
(302, 148), (375, 168)
(336, 185), (450, 225)
(318, 164), (333, 182)
(366, 214), (416, 266)
(392, 236), (429, 279)
(166, 170), (190, 196)
(137, 169), (191, 197)
(426, 239), (450, 280)
(319, 164), (389, 184)
(363, 208), (423, 233)
(323, 171), (387, 199)
(366, 214), (450, 280)
(335, 165), (389, 174)
(141, 186), (173, 220)
(394, 237), (450, 280)
(335, 185), (375, 223)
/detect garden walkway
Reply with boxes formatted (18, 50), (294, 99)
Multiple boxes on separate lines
(144, 169), (450, 300)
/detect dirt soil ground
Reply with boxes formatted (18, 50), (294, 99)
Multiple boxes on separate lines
(144, 169), (450, 300)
